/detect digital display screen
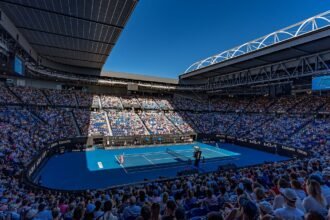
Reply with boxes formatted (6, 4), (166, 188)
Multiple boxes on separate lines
(14, 56), (24, 75)
(312, 75), (330, 91)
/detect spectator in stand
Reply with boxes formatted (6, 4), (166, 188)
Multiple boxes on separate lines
(161, 200), (176, 220)
(274, 188), (304, 220)
(101, 201), (118, 220)
(150, 203), (161, 220)
(123, 196), (141, 220)
(303, 179), (328, 217)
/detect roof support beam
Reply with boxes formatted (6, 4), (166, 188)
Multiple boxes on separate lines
(0, 0), (124, 29)
(41, 54), (104, 64)
(30, 43), (109, 56)
(290, 47), (310, 55)
(206, 50), (330, 90)
(16, 26), (115, 46)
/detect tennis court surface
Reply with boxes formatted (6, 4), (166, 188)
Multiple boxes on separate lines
(114, 145), (240, 173)
(36, 142), (289, 190)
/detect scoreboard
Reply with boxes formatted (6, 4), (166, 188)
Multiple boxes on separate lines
(14, 56), (24, 75)
(312, 75), (330, 91)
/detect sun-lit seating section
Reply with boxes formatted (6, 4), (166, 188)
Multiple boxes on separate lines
(108, 110), (149, 136)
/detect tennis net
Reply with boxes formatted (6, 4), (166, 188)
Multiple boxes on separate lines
(166, 148), (191, 163)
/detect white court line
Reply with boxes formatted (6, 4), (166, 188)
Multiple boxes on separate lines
(116, 149), (195, 158)
(117, 147), (238, 173)
(204, 147), (240, 156)
(125, 157), (240, 174)
(114, 155), (129, 174)
(143, 155), (155, 164)
(114, 155), (120, 163)
(97, 162), (103, 169)
(115, 150), (168, 157)
(203, 148), (229, 156)
(151, 157), (190, 161)
(120, 164), (128, 174)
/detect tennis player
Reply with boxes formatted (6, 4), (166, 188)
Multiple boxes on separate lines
(119, 153), (125, 164)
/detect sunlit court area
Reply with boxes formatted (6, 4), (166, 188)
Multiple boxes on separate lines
(0, 0), (330, 220)
(37, 142), (287, 190)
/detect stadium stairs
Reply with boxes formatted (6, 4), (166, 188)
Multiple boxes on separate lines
(41, 90), (52, 106)
(6, 86), (23, 104)
(97, 96), (102, 109)
(135, 96), (143, 109)
(224, 114), (241, 134)
(104, 111), (113, 136)
(136, 112), (152, 135)
(245, 114), (274, 136)
(29, 109), (47, 124)
(152, 97), (161, 110)
(73, 93), (80, 108)
(264, 99), (277, 113)
(224, 101), (252, 132)
(315, 102), (327, 113)
(164, 113), (183, 134)
(287, 96), (310, 113)
(118, 97), (125, 109)
(185, 113), (201, 132)
(70, 111), (82, 136)
(288, 117), (314, 139)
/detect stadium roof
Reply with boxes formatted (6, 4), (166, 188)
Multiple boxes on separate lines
(0, 0), (138, 69)
(180, 11), (330, 80)
(101, 71), (178, 84)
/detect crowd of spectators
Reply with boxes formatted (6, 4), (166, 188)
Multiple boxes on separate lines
(10, 86), (49, 106)
(138, 111), (181, 135)
(154, 97), (174, 110)
(137, 97), (160, 110)
(3, 85), (330, 114)
(34, 108), (78, 139)
(248, 115), (312, 144)
(44, 89), (77, 107)
(1, 86), (330, 219)
(88, 111), (111, 136)
(165, 111), (195, 134)
(101, 95), (123, 109)
(245, 97), (275, 113)
(227, 114), (273, 137)
(268, 96), (306, 113)
(74, 92), (95, 107)
(73, 109), (90, 136)
(172, 97), (208, 111)
(0, 86), (20, 104)
(211, 98), (251, 112)
(186, 112), (238, 134)
(108, 110), (149, 136)
(121, 96), (141, 108)
(291, 96), (326, 114)
(320, 96), (330, 113)
(287, 118), (330, 150)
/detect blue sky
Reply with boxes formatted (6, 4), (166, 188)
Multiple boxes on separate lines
(103, 0), (329, 79)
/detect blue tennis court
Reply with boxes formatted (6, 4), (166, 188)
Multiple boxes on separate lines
(112, 145), (240, 173)
(36, 142), (289, 190)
